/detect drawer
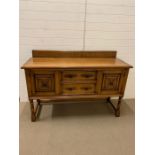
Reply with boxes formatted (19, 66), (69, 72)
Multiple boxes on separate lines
(62, 83), (95, 95)
(62, 71), (96, 81)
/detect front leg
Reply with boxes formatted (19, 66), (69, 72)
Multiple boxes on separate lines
(106, 96), (123, 117)
(115, 96), (122, 117)
(37, 99), (41, 106)
(29, 99), (36, 122)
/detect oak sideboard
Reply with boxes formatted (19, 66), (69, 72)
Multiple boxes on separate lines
(21, 50), (132, 122)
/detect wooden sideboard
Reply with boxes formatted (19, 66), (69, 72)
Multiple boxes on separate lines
(21, 50), (132, 121)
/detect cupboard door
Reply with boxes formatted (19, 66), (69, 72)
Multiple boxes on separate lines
(102, 74), (120, 91)
(30, 69), (56, 96)
(98, 70), (125, 95)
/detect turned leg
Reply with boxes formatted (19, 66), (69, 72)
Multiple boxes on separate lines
(106, 96), (123, 117)
(106, 97), (110, 102)
(37, 99), (41, 106)
(29, 99), (36, 122)
(115, 96), (123, 117)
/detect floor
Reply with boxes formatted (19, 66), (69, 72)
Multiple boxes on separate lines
(20, 99), (135, 155)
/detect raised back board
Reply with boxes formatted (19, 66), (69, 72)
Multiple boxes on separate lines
(32, 50), (117, 58)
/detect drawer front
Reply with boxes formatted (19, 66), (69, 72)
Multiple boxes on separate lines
(62, 84), (95, 95)
(62, 71), (96, 81)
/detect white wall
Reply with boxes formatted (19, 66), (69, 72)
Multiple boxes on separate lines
(20, 0), (135, 102)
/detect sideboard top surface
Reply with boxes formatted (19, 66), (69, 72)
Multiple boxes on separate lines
(21, 57), (132, 69)
(21, 50), (132, 69)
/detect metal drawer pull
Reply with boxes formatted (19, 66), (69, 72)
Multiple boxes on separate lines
(66, 87), (76, 91)
(81, 74), (93, 78)
(64, 74), (77, 78)
(81, 87), (92, 91)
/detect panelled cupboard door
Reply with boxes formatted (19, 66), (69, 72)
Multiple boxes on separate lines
(97, 69), (128, 95)
(29, 69), (56, 96)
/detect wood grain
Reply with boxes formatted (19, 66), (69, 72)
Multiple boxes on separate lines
(32, 50), (117, 58)
(21, 58), (132, 69)
(22, 51), (132, 121)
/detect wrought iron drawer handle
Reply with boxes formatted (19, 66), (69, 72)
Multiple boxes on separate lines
(66, 87), (76, 91)
(64, 74), (77, 78)
(81, 74), (93, 78)
(81, 87), (92, 91)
